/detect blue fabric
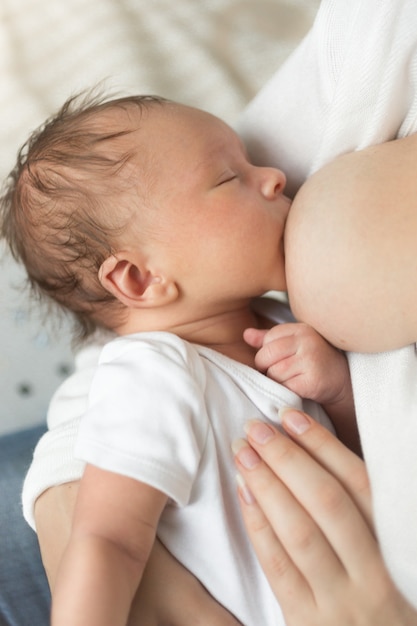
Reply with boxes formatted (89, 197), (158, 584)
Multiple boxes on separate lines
(0, 425), (50, 626)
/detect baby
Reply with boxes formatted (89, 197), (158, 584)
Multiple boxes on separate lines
(1, 93), (355, 626)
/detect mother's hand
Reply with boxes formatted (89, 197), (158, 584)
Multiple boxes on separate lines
(232, 409), (417, 626)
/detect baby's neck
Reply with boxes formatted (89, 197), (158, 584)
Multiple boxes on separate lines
(171, 304), (274, 367)
(115, 299), (275, 367)
(208, 338), (259, 367)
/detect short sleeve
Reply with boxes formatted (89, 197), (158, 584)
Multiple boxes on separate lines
(75, 334), (209, 507)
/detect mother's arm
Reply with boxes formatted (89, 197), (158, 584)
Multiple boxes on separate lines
(34, 484), (241, 626)
(285, 134), (417, 353)
(233, 410), (417, 625)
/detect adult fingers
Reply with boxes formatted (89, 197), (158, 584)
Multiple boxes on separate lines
(233, 416), (417, 626)
(234, 419), (377, 581)
(233, 436), (350, 599)
(278, 409), (372, 526)
(234, 468), (317, 620)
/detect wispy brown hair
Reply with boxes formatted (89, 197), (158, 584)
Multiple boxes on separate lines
(1, 92), (166, 340)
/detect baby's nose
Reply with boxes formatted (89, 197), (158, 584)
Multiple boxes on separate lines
(261, 168), (286, 199)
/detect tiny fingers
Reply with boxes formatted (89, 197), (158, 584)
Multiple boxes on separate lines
(243, 327), (267, 349)
(254, 336), (298, 373)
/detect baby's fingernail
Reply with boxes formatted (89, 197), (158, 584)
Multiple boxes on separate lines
(244, 419), (275, 444)
(236, 473), (256, 505)
(232, 438), (261, 469)
(279, 408), (311, 435)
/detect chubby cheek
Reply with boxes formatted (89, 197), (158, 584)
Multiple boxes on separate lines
(265, 218), (287, 289)
(275, 252), (287, 291)
(248, 235), (287, 293)
(266, 244), (286, 292)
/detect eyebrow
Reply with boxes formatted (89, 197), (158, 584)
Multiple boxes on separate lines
(188, 124), (247, 183)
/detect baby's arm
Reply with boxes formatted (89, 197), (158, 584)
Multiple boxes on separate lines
(51, 463), (167, 626)
(244, 323), (360, 454)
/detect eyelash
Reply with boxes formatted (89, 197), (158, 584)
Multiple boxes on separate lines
(218, 175), (237, 186)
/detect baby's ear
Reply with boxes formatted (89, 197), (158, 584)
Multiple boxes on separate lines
(99, 254), (178, 308)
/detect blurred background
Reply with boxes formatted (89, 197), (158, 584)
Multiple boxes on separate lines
(0, 0), (319, 435)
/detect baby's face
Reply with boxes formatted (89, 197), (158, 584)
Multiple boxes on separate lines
(120, 104), (291, 304)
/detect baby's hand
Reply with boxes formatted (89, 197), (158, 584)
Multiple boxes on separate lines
(244, 323), (350, 407)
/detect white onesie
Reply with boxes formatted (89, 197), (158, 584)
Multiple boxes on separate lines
(74, 319), (331, 626)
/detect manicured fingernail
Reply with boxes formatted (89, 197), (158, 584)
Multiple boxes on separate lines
(236, 473), (256, 505)
(232, 438), (261, 469)
(279, 408), (311, 435)
(244, 419), (275, 444)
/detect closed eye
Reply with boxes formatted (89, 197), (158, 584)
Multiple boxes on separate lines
(215, 173), (237, 186)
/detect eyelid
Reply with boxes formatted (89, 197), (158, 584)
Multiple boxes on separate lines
(215, 171), (237, 186)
